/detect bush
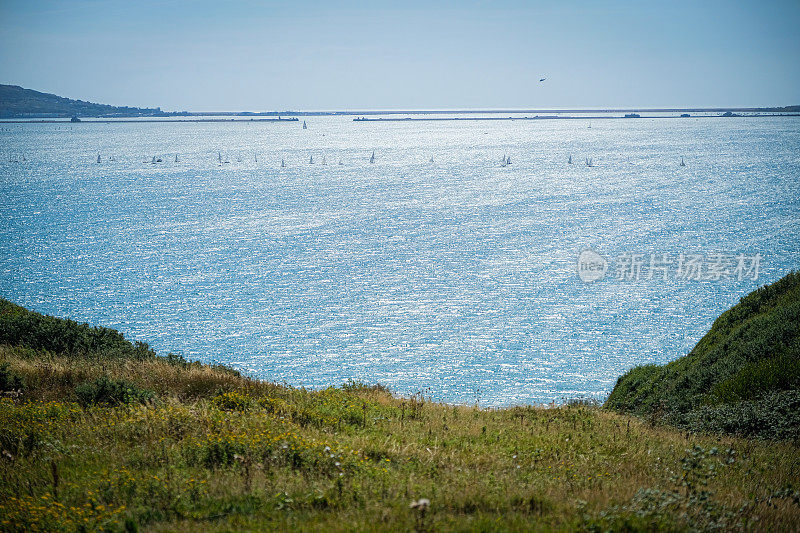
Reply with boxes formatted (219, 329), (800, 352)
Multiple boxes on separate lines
(0, 298), (155, 360)
(211, 391), (251, 411)
(0, 362), (24, 393)
(75, 377), (155, 407)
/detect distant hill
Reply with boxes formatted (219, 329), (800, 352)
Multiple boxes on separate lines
(606, 271), (800, 439)
(0, 84), (164, 118)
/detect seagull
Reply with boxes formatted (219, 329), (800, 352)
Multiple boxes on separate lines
(539, 78), (546, 82)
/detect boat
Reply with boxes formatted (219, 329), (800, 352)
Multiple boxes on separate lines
(309, 155), (313, 164)
(174, 154), (179, 162)
(429, 156), (434, 163)
(218, 152), (222, 163)
(369, 151), (375, 164)
(680, 157), (686, 167)
(322, 156), (327, 165)
(152, 156), (156, 164)
(568, 155), (572, 164)
(97, 154), (101, 163)
(624, 113), (641, 118)
(303, 121), (307, 129)
(281, 159), (285, 168)
(585, 157), (593, 167)
(506, 156), (511, 165)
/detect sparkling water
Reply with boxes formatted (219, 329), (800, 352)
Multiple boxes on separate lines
(1, 115), (798, 405)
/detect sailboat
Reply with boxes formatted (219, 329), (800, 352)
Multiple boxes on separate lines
(175, 154), (179, 163)
(309, 155), (314, 164)
(506, 156), (511, 165)
(97, 154), (101, 163)
(281, 159), (285, 168)
(303, 121), (307, 129)
(680, 157), (686, 167)
(322, 156), (327, 165)
(152, 156), (157, 164)
(585, 157), (593, 167)
(339, 159), (343, 165)
(218, 152), (222, 164)
(429, 156), (434, 163)
(568, 155), (572, 164)
(369, 151), (375, 164)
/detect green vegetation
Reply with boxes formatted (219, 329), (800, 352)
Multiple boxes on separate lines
(606, 271), (800, 439)
(0, 84), (163, 118)
(0, 298), (798, 531)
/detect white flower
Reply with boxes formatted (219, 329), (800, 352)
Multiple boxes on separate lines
(410, 498), (430, 511)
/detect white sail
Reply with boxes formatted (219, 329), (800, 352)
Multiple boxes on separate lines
(369, 151), (375, 163)
(281, 159), (285, 168)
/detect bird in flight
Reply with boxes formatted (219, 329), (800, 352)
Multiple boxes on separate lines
(539, 78), (546, 82)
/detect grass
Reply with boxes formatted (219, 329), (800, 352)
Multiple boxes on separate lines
(1, 299), (799, 531)
(606, 271), (800, 439)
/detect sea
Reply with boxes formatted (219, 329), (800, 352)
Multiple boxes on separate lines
(1, 112), (799, 406)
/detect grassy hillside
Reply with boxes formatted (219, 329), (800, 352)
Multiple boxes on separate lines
(0, 84), (162, 118)
(1, 299), (799, 531)
(606, 271), (800, 439)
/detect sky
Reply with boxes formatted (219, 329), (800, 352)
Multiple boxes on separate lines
(1, 0), (799, 111)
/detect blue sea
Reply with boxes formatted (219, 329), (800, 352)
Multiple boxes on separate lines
(1, 114), (799, 405)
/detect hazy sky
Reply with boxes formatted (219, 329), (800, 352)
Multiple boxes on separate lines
(1, 0), (798, 111)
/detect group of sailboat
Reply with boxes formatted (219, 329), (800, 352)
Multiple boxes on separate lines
(84, 149), (689, 169)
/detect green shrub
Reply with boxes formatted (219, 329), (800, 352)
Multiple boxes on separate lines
(211, 391), (251, 411)
(75, 377), (155, 407)
(0, 298), (155, 360)
(0, 362), (24, 393)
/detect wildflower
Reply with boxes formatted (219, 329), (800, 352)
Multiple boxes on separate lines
(409, 498), (430, 511)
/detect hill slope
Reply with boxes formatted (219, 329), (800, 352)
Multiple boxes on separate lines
(606, 271), (800, 438)
(0, 84), (163, 118)
(1, 299), (798, 530)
